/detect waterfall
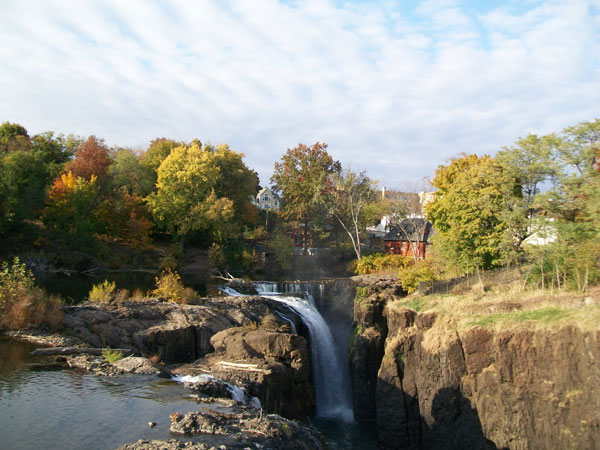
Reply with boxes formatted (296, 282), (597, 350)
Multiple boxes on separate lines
(254, 283), (354, 422)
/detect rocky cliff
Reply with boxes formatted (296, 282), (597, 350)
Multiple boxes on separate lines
(350, 282), (600, 450)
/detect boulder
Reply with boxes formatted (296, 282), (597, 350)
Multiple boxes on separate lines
(173, 327), (314, 421)
(111, 356), (170, 377)
(168, 407), (325, 450)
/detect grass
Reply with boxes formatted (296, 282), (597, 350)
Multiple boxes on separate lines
(88, 280), (117, 302)
(0, 257), (63, 331)
(102, 349), (124, 362)
(391, 285), (600, 331)
(469, 307), (575, 328)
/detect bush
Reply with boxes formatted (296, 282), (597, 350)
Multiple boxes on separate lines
(397, 259), (439, 294)
(351, 253), (411, 275)
(0, 257), (63, 330)
(88, 280), (117, 302)
(151, 269), (196, 304)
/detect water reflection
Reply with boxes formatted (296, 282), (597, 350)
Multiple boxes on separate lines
(0, 338), (200, 450)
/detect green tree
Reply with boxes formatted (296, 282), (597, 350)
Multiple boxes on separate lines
(109, 148), (154, 196)
(0, 122), (31, 154)
(146, 143), (234, 247)
(425, 154), (522, 272)
(42, 171), (105, 249)
(208, 143), (259, 227)
(271, 142), (341, 253)
(140, 138), (182, 191)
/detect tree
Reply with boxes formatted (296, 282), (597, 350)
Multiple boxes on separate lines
(145, 143), (234, 247)
(43, 172), (105, 249)
(140, 138), (182, 191)
(425, 154), (523, 272)
(109, 148), (154, 197)
(496, 133), (555, 205)
(208, 143), (259, 228)
(66, 136), (111, 181)
(379, 185), (432, 261)
(0, 122), (31, 154)
(271, 142), (341, 253)
(328, 169), (378, 260)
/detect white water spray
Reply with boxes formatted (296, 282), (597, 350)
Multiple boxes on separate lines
(254, 283), (354, 422)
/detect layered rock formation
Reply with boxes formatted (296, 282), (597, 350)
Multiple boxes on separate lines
(172, 325), (314, 420)
(62, 296), (303, 364)
(350, 282), (600, 450)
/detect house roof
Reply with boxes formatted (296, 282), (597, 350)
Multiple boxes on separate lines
(384, 218), (432, 242)
(257, 187), (280, 199)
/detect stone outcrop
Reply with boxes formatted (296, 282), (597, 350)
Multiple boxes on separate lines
(350, 284), (600, 450)
(62, 296), (302, 364)
(173, 326), (314, 421)
(116, 403), (325, 450)
(168, 408), (325, 450)
(349, 278), (402, 423)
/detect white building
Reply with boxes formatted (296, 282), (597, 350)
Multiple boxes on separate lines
(255, 187), (280, 211)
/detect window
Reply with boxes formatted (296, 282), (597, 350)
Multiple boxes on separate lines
(265, 203), (271, 209)
(263, 194), (270, 201)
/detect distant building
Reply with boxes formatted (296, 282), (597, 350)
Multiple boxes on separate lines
(384, 218), (433, 259)
(255, 187), (280, 211)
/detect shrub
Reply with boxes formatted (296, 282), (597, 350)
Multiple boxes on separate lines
(0, 257), (63, 330)
(102, 349), (124, 362)
(88, 280), (117, 302)
(151, 269), (196, 304)
(352, 253), (411, 275)
(398, 259), (439, 294)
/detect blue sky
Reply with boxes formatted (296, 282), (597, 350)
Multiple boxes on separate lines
(1, 0), (598, 189)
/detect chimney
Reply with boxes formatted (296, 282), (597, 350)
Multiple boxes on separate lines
(382, 186), (386, 199)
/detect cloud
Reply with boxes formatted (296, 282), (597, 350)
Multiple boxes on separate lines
(0, 0), (598, 188)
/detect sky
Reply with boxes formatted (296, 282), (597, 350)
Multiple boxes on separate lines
(1, 0), (599, 189)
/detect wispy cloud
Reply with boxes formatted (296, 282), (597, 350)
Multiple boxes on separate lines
(1, 0), (598, 187)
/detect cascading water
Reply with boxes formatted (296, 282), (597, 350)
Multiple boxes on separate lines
(254, 282), (354, 422)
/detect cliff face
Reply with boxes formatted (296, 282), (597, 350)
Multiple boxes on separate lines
(350, 287), (600, 450)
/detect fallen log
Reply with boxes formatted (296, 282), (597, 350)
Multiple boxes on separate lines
(31, 347), (133, 356)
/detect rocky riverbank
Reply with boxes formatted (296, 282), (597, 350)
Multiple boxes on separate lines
(349, 279), (600, 450)
(6, 293), (324, 449)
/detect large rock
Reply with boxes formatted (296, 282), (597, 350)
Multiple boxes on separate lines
(374, 301), (600, 450)
(348, 281), (398, 424)
(117, 403), (326, 450)
(62, 297), (302, 364)
(173, 326), (314, 421)
(111, 356), (168, 376)
(168, 407), (325, 450)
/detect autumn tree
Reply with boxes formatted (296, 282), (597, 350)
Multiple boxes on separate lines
(145, 143), (235, 248)
(271, 142), (341, 253)
(66, 136), (111, 181)
(43, 172), (105, 249)
(425, 154), (523, 272)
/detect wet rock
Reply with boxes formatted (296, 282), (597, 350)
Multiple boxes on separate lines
(67, 354), (124, 376)
(169, 407), (326, 450)
(111, 356), (171, 377)
(173, 327), (314, 421)
(117, 439), (208, 449)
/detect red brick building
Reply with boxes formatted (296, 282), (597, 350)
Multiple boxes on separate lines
(384, 218), (432, 259)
